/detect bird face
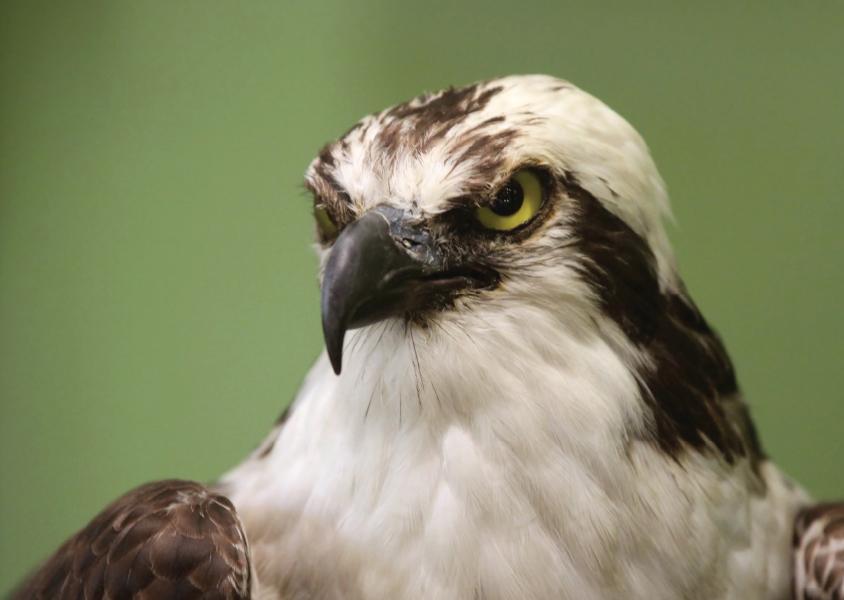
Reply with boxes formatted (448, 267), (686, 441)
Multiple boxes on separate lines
(305, 75), (674, 374)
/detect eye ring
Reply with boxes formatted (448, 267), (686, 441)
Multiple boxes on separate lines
(475, 170), (544, 231)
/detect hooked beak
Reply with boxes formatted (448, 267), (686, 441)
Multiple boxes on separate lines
(320, 205), (496, 374)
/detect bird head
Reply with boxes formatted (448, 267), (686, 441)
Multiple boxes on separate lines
(306, 75), (676, 376)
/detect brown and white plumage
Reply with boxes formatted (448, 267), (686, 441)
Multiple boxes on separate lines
(11, 480), (251, 599)
(11, 75), (842, 599)
(794, 504), (844, 600)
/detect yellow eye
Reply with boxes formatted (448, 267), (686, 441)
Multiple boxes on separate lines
(314, 205), (338, 240)
(475, 170), (544, 231)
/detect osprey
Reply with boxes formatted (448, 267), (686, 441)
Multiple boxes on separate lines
(13, 75), (843, 600)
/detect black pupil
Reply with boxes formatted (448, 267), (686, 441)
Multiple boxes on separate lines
(491, 180), (524, 216)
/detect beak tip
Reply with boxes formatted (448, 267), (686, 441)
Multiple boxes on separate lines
(322, 314), (345, 376)
(328, 348), (343, 375)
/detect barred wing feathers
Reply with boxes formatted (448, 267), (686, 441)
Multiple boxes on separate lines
(795, 502), (844, 600)
(12, 480), (251, 600)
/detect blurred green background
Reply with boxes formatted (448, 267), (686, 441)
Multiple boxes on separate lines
(1, 0), (842, 591)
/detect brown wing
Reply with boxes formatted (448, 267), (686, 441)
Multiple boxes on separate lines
(11, 480), (252, 600)
(794, 502), (844, 600)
